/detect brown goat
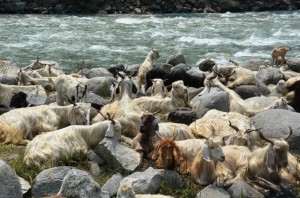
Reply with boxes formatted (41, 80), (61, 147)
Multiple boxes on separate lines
(152, 138), (188, 174)
(271, 47), (291, 66)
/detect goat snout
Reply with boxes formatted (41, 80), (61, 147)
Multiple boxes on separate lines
(140, 125), (145, 133)
(220, 155), (225, 162)
(166, 158), (172, 164)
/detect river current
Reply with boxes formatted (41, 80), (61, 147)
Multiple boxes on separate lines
(0, 11), (299, 70)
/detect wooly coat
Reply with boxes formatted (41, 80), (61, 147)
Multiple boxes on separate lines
(24, 120), (121, 168)
(0, 103), (91, 145)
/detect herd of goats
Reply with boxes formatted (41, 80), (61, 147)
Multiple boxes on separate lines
(0, 46), (299, 197)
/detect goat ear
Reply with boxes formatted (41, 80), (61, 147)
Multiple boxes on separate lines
(116, 83), (121, 95)
(201, 142), (211, 162)
(132, 83), (138, 94)
(265, 146), (277, 174)
(105, 122), (114, 138)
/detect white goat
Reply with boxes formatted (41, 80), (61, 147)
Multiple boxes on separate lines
(24, 118), (121, 168)
(117, 183), (173, 198)
(137, 49), (160, 92)
(157, 122), (195, 140)
(200, 74), (288, 117)
(133, 80), (189, 120)
(56, 75), (87, 106)
(151, 78), (168, 98)
(110, 74), (138, 102)
(0, 83), (46, 106)
(0, 103), (91, 145)
(248, 128), (293, 185)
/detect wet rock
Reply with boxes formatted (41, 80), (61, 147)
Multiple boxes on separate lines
(171, 63), (190, 71)
(166, 53), (186, 66)
(256, 68), (284, 85)
(241, 59), (269, 71)
(287, 57), (300, 72)
(86, 77), (117, 98)
(198, 59), (216, 72)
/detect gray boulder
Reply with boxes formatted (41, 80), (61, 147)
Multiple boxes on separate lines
(171, 63), (190, 71)
(256, 68), (284, 85)
(93, 138), (142, 172)
(0, 74), (18, 85)
(166, 53), (186, 66)
(240, 59), (269, 71)
(102, 173), (123, 197)
(227, 179), (264, 198)
(167, 107), (198, 125)
(232, 78), (270, 99)
(196, 184), (230, 198)
(125, 64), (140, 76)
(187, 68), (209, 78)
(85, 92), (110, 110)
(86, 68), (113, 78)
(57, 169), (102, 198)
(191, 87), (229, 118)
(287, 57), (300, 72)
(251, 109), (300, 150)
(32, 166), (73, 198)
(198, 59), (216, 72)
(120, 167), (162, 194)
(27, 93), (48, 106)
(0, 160), (22, 198)
(19, 177), (31, 197)
(157, 170), (182, 189)
(86, 77), (117, 97)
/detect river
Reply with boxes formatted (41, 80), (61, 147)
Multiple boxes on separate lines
(0, 11), (299, 71)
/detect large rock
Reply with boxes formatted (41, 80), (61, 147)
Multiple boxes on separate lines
(287, 57), (300, 72)
(256, 68), (284, 85)
(93, 138), (142, 172)
(166, 53), (186, 66)
(85, 92), (110, 110)
(198, 59), (216, 72)
(227, 179), (264, 198)
(233, 79), (270, 99)
(167, 107), (198, 125)
(251, 109), (300, 150)
(157, 170), (182, 189)
(187, 68), (209, 78)
(0, 160), (23, 198)
(86, 77), (117, 97)
(120, 167), (162, 194)
(240, 59), (269, 71)
(196, 184), (230, 198)
(0, 74), (18, 85)
(191, 87), (229, 118)
(125, 64), (140, 76)
(171, 63), (190, 71)
(101, 173), (123, 197)
(32, 166), (73, 197)
(57, 169), (102, 198)
(86, 67), (113, 78)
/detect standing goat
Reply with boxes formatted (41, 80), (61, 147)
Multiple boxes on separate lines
(150, 78), (168, 98)
(137, 49), (160, 92)
(248, 127), (292, 185)
(24, 115), (121, 168)
(271, 47), (291, 66)
(0, 102), (91, 145)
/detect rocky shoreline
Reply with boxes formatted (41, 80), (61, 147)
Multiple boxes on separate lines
(0, 0), (299, 14)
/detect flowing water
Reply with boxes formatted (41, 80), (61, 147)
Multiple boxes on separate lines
(0, 11), (299, 70)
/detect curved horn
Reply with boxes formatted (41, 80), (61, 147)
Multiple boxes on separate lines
(65, 95), (76, 106)
(153, 108), (163, 115)
(192, 132), (208, 140)
(284, 126), (293, 140)
(117, 72), (125, 79)
(82, 84), (88, 98)
(229, 121), (240, 133)
(107, 113), (115, 124)
(244, 128), (259, 134)
(98, 111), (108, 120)
(171, 131), (179, 140)
(258, 129), (274, 145)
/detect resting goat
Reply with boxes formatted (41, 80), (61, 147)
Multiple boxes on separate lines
(24, 115), (121, 168)
(150, 78), (168, 98)
(0, 102), (91, 145)
(200, 74), (288, 117)
(0, 83), (46, 107)
(133, 80), (190, 120)
(248, 128), (293, 185)
(137, 49), (160, 92)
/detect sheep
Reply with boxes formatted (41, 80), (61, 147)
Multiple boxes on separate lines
(93, 76), (142, 138)
(212, 64), (256, 88)
(271, 47), (291, 66)
(145, 68), (204, 91)
(137, 49), (160, 92)
(0, 102), (91, 145)
(0, 83), (46, 107)
(199, 74), (288, 117)
(248, 127), (293, 185)
(189, 109), (259, 148)
(55, 75), (87, 106)
(24, 116), (121, 168)
(133, 80), (189, 120)
(117, 183), (173, 198)
(150, 78), (168, 98)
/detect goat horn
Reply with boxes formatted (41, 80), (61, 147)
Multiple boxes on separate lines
(258, 129), (274, 145)
(82, 84), (88, 98)
(107, 113), (115, 124)
(130, 70), (138, 78)
(117, 72), (125, 79)
(284, 126), (293, 141)
(65, 95), (77, 106)
(244, 128), (259, 134)
(228, 70), (236, 78)
(171, 131), (178, 140)
(192, 132), (208, 140)
(155, 133), (163, 140)
(98, 111), (108, 120)
(153, 108), (163, 115)
(210, 125), (216, 137)
(228, 121), (240, 133)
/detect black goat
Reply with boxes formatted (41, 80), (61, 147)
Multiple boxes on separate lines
(10, 92), (28, 108)
(287, 80), (300, 113)
(107, 64), (126, 78)
(146, 68), (205, 90)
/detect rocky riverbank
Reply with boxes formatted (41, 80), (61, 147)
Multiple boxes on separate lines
(0, 0), (299, 14)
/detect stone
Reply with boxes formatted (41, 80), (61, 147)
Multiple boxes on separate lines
(157, 169), (182, 189)
(32, 166), (73, 197)
(187, 68), (209, 78)
(287, 57), (300, 72)
(171, 63), (190, 71)
(26, 93), (48, 106)
(86, 77), (117, 97)
(87, 149), (105, 165)
(102, 173), (123, 197)
(241, 59), (269, 71)
(166, 53), (186, 66)
(0, 74), (18, 85)
(251, 109), (300, 150)
(85, 92), (110, 110)
(227, 179), (264, 198)
(120, 167), (162, 194)
(196, 184), (230, 198)
(125, 64), (140, 76)
(19, 177), (31, 197)
(87, 67), (113, 78)
(57, 169), (102, 198)
(198, 59), (216, 71)
(93, 138), (142, 172)
(167, 107), (198, 125)
(256, 68), (284, 85)
(0, 160), (23, 198)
